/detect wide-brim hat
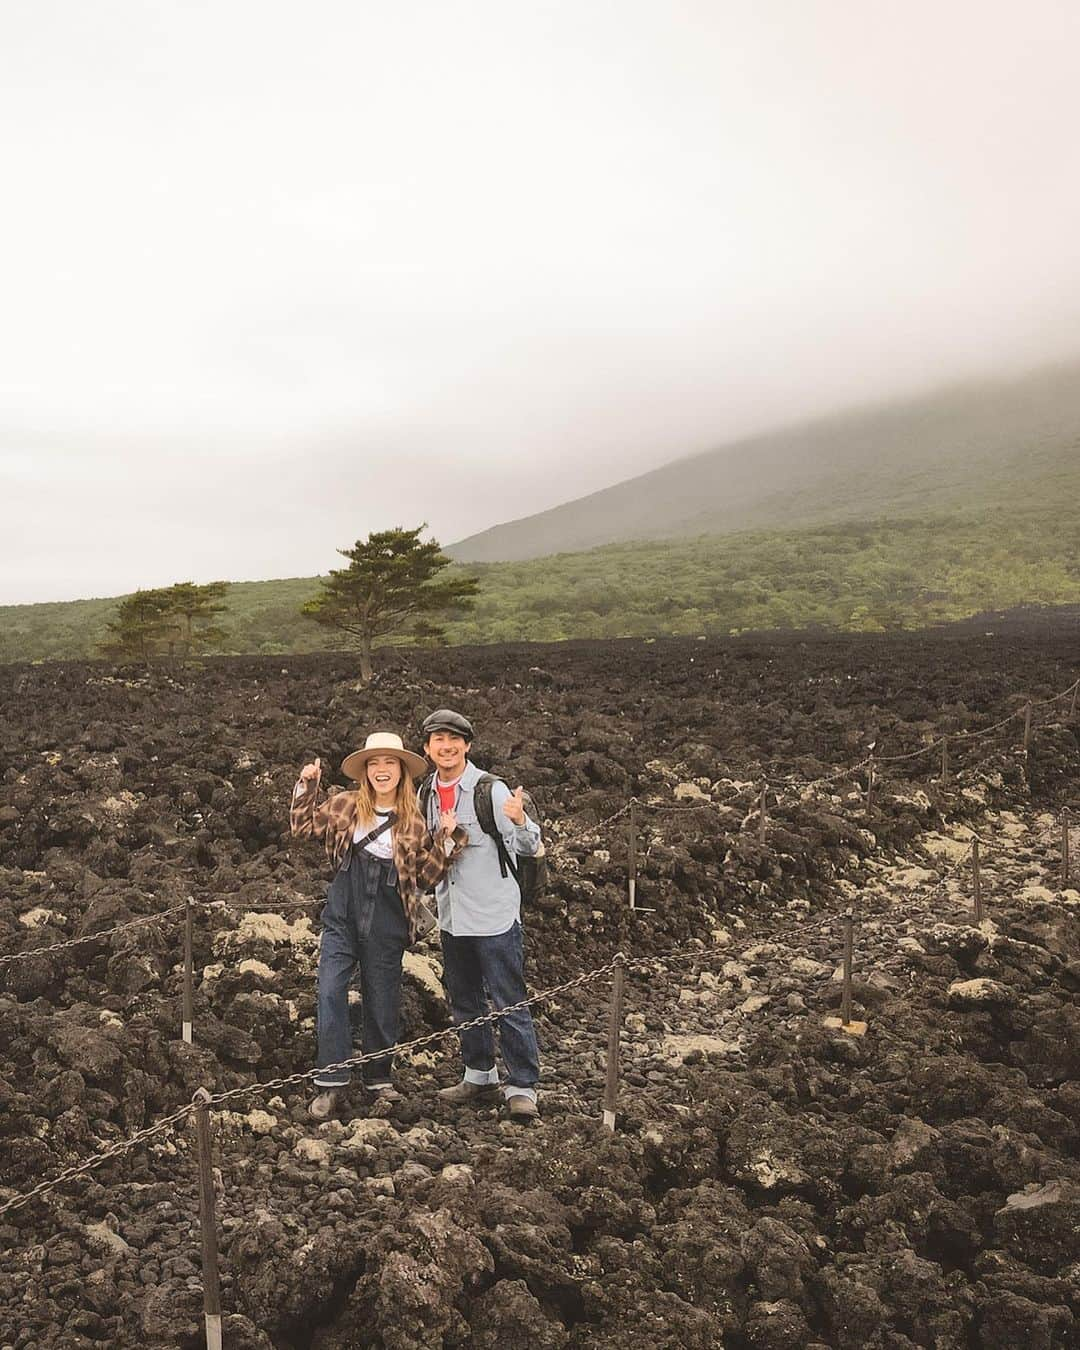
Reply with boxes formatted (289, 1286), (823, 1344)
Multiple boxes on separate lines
(341, 732), (428, 782)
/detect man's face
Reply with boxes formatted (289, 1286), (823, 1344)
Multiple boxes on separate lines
(425, 730), (470, 779)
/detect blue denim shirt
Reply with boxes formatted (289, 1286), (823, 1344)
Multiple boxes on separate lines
(425, 760), (541, 937)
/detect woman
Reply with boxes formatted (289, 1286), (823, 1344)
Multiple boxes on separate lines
(290, 731), (466, 1119)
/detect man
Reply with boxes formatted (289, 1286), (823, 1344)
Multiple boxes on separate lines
(420, 707), (543, 1121)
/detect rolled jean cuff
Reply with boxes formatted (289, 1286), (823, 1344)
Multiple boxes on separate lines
(504, 1085), (538, 1103)
(464, 1066), (500, 1086)
(314, 1074), (350, 1088)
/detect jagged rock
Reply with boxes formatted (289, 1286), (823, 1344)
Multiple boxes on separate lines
(994, 1180), (1080, 1273)
(946, 978), (1016, 1009)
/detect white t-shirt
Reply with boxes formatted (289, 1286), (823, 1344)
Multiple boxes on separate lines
(354, 808), (394, 860)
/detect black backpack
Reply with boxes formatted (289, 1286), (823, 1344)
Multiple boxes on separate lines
(420, 772), (548, 905)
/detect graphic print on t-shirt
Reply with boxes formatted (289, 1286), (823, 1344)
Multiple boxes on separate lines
(355, 808), (394, 860)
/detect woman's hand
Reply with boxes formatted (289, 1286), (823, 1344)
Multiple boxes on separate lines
(439, 809), (457, 833)
(300, 758), (321, 783)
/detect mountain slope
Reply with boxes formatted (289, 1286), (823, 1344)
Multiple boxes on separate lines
(447, 361), (1080, 562)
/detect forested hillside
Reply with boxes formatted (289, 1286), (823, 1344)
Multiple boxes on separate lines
(5, 361), (1079, 663)
(2, 501), (1077, 662)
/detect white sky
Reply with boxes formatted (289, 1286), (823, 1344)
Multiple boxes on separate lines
(3, 0), (1080, 603)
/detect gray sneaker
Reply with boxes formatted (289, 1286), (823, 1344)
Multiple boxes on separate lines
(309, 1089), (343, 1121)
(437, 1080), (501, 1105)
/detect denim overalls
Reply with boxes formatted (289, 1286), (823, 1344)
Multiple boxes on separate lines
(313, 840), (409, 1089)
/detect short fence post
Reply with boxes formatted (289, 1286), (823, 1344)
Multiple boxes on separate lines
(1063, 813), (1071, 890)
(941, 737), (949, 785)
(758, 781), (768, 847)
(183, 898), (194, 1045)
(1023, 702), (1033, 757)
(193, 1088), (223, 1350)
(840, 910), (854, 1028)
(1071, 680), (1079, 721)
(865, 757), (875, 813)
(972, 839), (983, 924)
(628, 802), (637, 912)
(603, 955), (626, 1132)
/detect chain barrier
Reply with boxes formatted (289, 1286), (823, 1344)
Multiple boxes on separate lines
(759, 674), (1078, 783)
(1, 664), (1075, 1233)
(201, 958), (621, 1111)
(0, 959), (620, 1219)
(4, 676), (1074, 967)
(0, 904), (191, 968)
(1, 791), (1068, 1226)
(0, 1104), (195, 1218)
(0, 898), (324, 968)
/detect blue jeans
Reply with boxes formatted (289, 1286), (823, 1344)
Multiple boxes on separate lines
(439, 922), (540, 1094)
(315, 851), (408, 1088)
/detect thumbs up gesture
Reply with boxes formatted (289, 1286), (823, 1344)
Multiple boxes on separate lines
(503, 786), (526, 826)
(300, 757), (322, 784)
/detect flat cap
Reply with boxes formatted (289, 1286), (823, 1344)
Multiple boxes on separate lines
(421, 708), (475, 740)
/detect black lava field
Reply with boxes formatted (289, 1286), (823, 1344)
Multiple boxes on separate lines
(1, 632), (1078, 1349)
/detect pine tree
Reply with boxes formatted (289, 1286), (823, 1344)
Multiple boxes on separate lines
(97, 581), (230, 661)
(161, 581), (229, 656)
(98, 589), (174, 660)
(302, 525), (480, 681)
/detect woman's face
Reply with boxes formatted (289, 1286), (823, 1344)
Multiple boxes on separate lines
(366, 754), (403, 796)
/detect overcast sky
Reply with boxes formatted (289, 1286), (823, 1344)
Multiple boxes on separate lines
(3, 1), (1080, 604)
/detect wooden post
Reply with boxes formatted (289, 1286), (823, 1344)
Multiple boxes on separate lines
(603, 956), (626, 1131)
(628, 802), (637, 912)
(1023, 702), (1033, 757)
(840, 910), (854, 1028)
(1071, 680), (1079, 721)
(183, 898), (194, 1045)
(972, 838), (983, 924)
(940, 737), (949, 785)
(193, 1088), (222, 1350)
(1063, 813), (1071, 890)
(758, 781), (768, 847)
(865, 757), (875, 814)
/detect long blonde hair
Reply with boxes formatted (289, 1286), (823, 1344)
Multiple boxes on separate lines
(354, 764), (422, 834)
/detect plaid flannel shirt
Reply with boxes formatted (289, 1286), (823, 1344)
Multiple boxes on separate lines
(290, 774), (467, 941)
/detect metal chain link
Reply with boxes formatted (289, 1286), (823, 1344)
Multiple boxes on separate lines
(0, 1104), (195, 1217)
(0, 796), (1066, 1223)
(210, 898), (321, 911)
(547, 800), (634, 854)
(768, 755), (875, 794)
(0, 904), (191, 968)
(0, 962), (619, 1217)
(201, 958), (621, 1109)
(760, 673), (1078, 783)
(1, 673), (1074, 1215)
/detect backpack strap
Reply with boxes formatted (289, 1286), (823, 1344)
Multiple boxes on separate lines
(418, 772), (436, 826)
(473, 774), (520, 884)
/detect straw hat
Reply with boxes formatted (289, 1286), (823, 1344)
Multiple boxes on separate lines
(341, 732), (428, 783)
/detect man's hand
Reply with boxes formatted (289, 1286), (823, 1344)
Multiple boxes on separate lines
(503, 787), (526, 826)
(439, 809), (458, 833)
